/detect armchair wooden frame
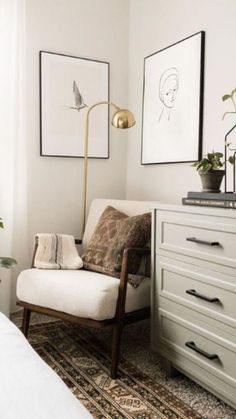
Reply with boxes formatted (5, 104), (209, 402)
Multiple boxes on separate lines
(17, 239), (150, 378)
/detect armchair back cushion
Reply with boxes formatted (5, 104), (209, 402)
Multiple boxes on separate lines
(81, 199), (160, 254)
(82, 206), (151, 277)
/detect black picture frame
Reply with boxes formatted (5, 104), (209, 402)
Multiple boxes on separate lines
(40, 51), (110, 158)
(141, 31), (205, 165)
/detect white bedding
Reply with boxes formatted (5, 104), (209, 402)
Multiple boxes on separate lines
(0, 313), (92, 419)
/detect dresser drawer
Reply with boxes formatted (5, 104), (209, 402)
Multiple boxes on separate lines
(158, 308), (236, 387)
(156, 256), (236, 329)
(155, 210), (236, 269)
(152, 205), (236, 408)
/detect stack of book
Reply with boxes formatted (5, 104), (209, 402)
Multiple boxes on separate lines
(182, 191), (236, 208)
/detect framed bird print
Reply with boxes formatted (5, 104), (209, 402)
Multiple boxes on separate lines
(40, 51), (110, 158)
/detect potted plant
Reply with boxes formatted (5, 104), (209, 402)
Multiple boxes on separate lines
(192, 151), (225, 192)
(0, 219), (17, 268)
(192, 149), (235, 192)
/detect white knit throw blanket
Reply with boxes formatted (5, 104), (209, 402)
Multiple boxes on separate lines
(34, 234), (83, 270)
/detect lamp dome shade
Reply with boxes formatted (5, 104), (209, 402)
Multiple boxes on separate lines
(111, 108), (136, 129)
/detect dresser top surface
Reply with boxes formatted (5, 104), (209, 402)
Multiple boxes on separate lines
(154, 203), (236, 219)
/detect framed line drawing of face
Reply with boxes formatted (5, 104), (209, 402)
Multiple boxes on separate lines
(158, 67), (179, 122)
(141, 31), (205, 165)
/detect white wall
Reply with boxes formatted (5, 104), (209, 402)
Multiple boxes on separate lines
(9, 0), (236, 311)
(10, 0), (130, 311)
(126, 0), (236, 202)
(26, 0), (129, 238)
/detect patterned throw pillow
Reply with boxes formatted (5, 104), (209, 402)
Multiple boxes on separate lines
(82, 206), (151, 282)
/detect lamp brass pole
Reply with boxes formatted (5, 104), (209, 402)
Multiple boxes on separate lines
(82, 101), (135, 234)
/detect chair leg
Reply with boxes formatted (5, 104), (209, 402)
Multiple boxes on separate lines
(111, 322), (123, 379)
(22, 308), (31, 337)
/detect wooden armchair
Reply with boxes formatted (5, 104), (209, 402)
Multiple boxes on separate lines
(17, 199), (156, 378)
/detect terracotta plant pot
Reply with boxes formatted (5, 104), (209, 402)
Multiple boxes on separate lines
(199, 170), (225, 193)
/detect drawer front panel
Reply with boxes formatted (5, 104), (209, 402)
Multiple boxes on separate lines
(156, 340), (236, 409)
(156, 256), (236, 328)
(159, 308), (236, 386)
(155, 211), (236, 268)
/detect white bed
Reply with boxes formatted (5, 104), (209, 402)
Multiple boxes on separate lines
(0, 312), (92, 419)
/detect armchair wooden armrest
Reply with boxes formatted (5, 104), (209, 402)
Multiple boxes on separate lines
(111, 246), (150, 378)
(116, 247), (151, 319)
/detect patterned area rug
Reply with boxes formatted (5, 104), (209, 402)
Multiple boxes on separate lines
(27, 320), (202, 419)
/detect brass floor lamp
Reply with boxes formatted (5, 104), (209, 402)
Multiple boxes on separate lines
(82, 101), (135, 234)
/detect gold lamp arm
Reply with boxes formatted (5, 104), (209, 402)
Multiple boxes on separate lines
(82, 101), (120, 234)
(81, 101), (135, 235)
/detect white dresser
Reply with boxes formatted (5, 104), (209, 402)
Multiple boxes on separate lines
(151, 204), (236, 409)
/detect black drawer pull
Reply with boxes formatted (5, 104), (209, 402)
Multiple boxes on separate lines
(186, 237), (220, 246)
(186, 289), (219, 303)
(185, 341), (218, 360)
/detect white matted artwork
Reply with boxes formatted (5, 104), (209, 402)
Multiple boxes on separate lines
(40, 51), (109, 158)
(141, 31), (205, 165)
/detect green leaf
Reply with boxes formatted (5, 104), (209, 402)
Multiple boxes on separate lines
(222, 94), (231, 101)
(231, 87), (236, 96)
(217, 163), (222, 168)
(201, 166), (211, 173)
(214, 152), (223, 158)
(196, 160), (206, 170)
(0, 257), (17, 269)
(228, 155), (235, 164)
(207, 153), (213, 160)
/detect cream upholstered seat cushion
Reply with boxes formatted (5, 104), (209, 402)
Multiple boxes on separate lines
(16, 268), (150, 321)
